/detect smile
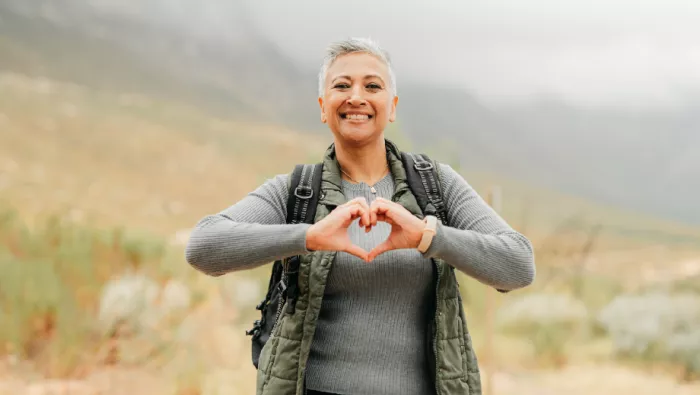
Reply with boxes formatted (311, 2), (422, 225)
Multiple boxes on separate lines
(340, 113), (373, 120)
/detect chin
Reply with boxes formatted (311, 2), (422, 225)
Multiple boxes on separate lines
(336, 128), (383, 146)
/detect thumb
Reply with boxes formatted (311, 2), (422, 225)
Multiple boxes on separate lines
(367, 240), (394, 262)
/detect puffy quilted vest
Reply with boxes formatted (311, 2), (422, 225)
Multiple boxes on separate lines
(255, 141), (482, 395)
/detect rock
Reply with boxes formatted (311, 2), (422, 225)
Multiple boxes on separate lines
(98, 273), (159, 333)
(161, 280), (192, 314)
(99, 273), (194, 335)
(219, 276), (262, 308)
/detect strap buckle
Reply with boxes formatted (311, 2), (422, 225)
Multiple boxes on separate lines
(414, 161), (434, 171)
(277, 279), (287, 293)
(245, 319), (262, 336)
(294, 185), (314, 199)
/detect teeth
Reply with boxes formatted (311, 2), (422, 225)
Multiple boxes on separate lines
(346, 114), (369, 120)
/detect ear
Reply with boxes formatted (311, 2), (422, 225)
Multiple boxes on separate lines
(318, 97), (327, 123)
(389, 95), (399, 122)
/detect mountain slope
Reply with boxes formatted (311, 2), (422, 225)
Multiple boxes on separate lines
(0, 1), (318, 129)
(1, 0), (698, 225)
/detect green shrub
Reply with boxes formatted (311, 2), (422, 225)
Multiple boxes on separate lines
(497, 293), (589, 366)
(598, 292), (700, 380)
(0, 206), (174, 376)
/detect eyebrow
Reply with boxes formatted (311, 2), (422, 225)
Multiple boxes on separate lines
(331, 74), (386, 84)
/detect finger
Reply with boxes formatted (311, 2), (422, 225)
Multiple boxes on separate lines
(375, 214), (394, 226)
(370, 200), (391, 221)
(345, 244), (369, 262)
(370, 199), (389, 214)
(347, 205), (365, 222)
(337, 205), (362, 228)
(371, 198), (412, 226)
(345, 198), (370, 228)
(373, 197), (396, 206)
(367, 240), (394, 262)
(356, 199), (371, 230)
(344, 197), (369, 209)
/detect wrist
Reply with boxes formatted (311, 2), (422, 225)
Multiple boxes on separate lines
(305, 225), (318, 251)
(417, 215), (438, 253)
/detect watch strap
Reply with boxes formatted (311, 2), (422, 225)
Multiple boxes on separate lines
(417, 215), (438, 253)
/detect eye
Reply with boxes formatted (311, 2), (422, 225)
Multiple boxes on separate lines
(366, 83), (382, 90)
(333, 83), (350, 89)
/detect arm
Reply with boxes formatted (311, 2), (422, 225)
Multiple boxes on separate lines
(422, 164), (535, 291)
(184, 174), (311, 277)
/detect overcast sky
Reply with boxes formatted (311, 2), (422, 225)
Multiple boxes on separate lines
(240, 0), (700, 109)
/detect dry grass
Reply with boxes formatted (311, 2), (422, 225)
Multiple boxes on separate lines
(0, 206), (171, 378)
(0, 72), (329, 237)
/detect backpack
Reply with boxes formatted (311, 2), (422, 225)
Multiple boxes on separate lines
(245, 152), (448, 369)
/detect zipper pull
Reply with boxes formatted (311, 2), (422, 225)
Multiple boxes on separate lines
(370, 186), (377, 194)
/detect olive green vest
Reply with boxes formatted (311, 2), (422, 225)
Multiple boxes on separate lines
(256, 140), (482, 395)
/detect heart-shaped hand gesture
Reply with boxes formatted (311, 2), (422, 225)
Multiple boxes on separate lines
(305, 197), (373, 261)
(305, 197), (426, 262)
(366, 197), (425, 261)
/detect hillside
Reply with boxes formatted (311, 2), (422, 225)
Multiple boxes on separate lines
(0, 71), (330, 235)
(0, 1), (318, 129)
(2, 69), (699, 262)
(2, 1), (699, 225)
(1, 0), (699, 232)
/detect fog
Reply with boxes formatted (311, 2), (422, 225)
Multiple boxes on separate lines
(244, 0), (700, 109)
(2, 0), (698, 223)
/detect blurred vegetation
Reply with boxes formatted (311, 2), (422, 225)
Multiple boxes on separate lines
(598, 291), (700, 381)
(497, 293), (589, 367)
(0, 205), (176, 377)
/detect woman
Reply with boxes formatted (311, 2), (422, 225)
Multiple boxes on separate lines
(186, 37), (535, 395)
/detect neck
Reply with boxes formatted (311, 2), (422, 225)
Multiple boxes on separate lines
(335, 137), (389, 185)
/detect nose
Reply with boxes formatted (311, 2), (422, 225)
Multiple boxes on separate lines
(346, 85), (367, 106)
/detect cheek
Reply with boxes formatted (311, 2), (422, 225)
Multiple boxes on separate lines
(373, 101), (391, 119)
(325, 98), (343, 115)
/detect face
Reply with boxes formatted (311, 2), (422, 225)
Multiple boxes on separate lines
(319, 52), (398, 146)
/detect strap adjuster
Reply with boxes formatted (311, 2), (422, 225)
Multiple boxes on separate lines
(294, 185), (314, 199)
(414, 161), (434, 171)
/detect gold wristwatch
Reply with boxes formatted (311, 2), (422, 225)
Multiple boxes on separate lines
(417, 215), (438, 253)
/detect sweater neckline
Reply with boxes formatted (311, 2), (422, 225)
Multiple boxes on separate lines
(340, 172), (393, 191)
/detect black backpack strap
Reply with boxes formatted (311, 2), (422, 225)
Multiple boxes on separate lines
(402, 153), (509, 294)
(400, 152), (448, 226)
(286, 163), (323, 225)
(284, 163), (323, 314)
(247, 163), (324, 368)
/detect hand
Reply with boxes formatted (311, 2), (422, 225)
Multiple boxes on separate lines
(305, 197), (372, 261)
(367, 197), (426, 262)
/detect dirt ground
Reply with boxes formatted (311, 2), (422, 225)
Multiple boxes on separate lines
(3, 362), (700, 395)
(3, 279), (699, 395)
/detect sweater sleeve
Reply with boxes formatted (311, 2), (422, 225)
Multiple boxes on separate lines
(422, 164), (536, 291)
(185, 174), (311, 277)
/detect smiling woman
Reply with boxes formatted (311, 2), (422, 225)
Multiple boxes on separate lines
(185, 37), (535, 395)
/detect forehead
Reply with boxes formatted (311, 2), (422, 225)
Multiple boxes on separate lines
(326, 52), (390, 81)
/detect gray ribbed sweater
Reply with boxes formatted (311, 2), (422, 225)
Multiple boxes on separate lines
(185, 163), (535, 395)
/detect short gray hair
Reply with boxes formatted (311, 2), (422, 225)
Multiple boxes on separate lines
(318, 37), (397, 97)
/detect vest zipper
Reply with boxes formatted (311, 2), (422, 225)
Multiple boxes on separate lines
(271, 273), (287, 336)
(433, 261), (443, 395)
